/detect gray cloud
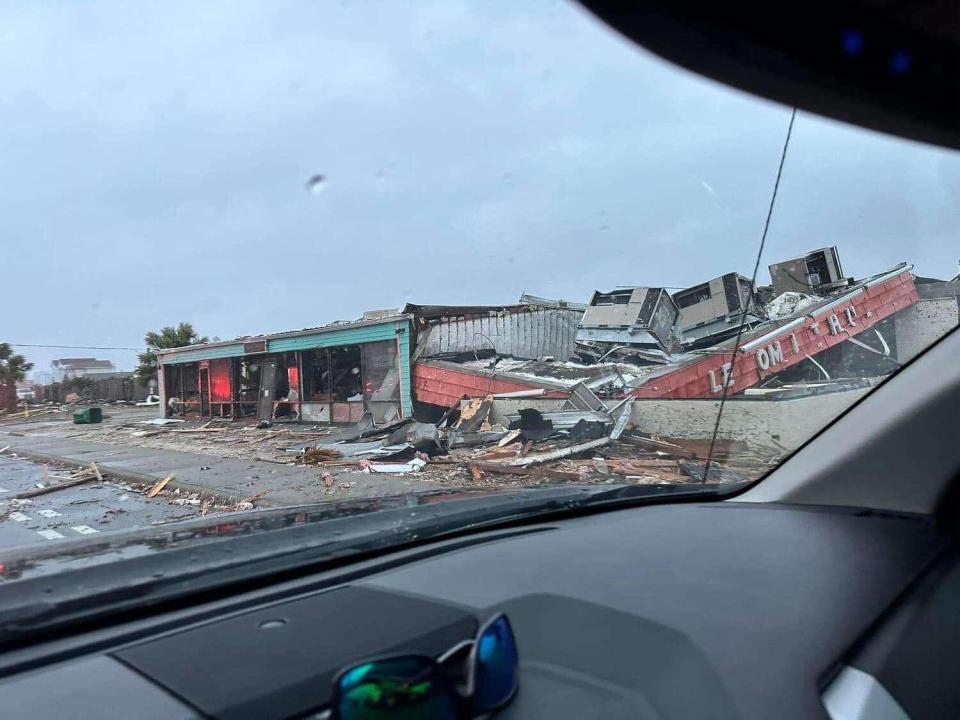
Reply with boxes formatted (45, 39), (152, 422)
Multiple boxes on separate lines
(3, 0), (958, 373)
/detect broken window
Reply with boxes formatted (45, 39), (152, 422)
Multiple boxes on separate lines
(329, 346), (363, 401)
(236, 357), (263, 417)
(209, 358), (232, 416)
(300, 346), (365, 422)
(361, 340), (401, 423)
(163, 363), (201, 416)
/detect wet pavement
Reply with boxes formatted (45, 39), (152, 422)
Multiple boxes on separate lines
(0, 455), (199, 551)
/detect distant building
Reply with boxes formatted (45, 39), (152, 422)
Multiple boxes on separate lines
(31, 371), (54, 386)
(50, 358), (117, 382)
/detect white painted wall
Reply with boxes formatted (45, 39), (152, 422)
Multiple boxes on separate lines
(629, 389), (871, 451)
(488, 391), (870, 452)
(894, 297), (959, 363)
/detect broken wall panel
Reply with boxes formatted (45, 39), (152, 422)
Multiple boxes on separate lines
(893, 280), (960, 363)
(361, 340), (402, 423)
(413, 361), (569, 408)
(415, 306), (583, 361)
(631, 267), (918, 400)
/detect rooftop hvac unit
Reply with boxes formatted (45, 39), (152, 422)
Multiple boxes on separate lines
(769, 246), (847, 296)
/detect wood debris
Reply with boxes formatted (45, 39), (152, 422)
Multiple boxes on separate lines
(12, 464), (102, 500)
(488, 437), (612, 468)
(146, 474), (174, 498)
(295, 447), (344, 465)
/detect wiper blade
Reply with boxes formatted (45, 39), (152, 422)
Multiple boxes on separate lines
(0, 481), (732, 647)
(575, 480), (736, 505)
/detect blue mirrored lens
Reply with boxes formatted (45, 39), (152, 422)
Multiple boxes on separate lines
(336, 656), (457, 720)
(473, 615), (518, 711)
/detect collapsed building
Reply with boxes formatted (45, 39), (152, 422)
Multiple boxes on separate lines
(155, 297), (588, 425)
(629, 263), (915, 399)
(408, 253), (956, 452)
(154, 246), (958, 455)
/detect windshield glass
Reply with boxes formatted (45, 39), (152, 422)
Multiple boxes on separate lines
(1, 1), (957, 581)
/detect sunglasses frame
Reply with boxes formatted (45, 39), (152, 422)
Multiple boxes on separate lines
(324, 612), (518, 719)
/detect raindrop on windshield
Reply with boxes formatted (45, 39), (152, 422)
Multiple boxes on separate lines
(305, 174), (327, 195)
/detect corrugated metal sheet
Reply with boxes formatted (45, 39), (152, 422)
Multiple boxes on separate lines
(419, 308), (582, 360)
(518, 293), (588, 311)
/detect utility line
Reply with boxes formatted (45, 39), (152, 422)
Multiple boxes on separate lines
(702, 107), (798, 484)
(9, 343), (144, 351)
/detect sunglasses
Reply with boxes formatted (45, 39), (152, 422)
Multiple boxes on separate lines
(321, 613), (518, 720)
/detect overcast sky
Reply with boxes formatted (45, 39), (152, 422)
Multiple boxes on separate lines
(4, 1), (959, 375)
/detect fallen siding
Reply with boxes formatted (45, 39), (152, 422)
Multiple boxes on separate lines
(413, 362), (569, 408)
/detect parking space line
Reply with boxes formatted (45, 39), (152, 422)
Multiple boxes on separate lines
(9, 512), (31, 522)
(37, 530), (65, 540)
(37, 509), (62, 518)
(70, 525), (98, 535)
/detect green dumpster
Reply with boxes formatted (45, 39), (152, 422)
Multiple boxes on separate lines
(73, 407), (103, 424)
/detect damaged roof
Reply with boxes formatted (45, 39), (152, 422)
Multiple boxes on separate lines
(155, 313), (412, 358)
(404, 294), (586, 320)
(630, 263), (917, 399)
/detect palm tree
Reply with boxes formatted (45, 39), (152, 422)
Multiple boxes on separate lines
(135, 323), (208, 384)
(0, 343), (33, 411)
(0, 343), (33, 385)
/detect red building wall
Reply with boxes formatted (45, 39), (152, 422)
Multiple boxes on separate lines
(0, 384), (16, 414)
(209, 359), (233, 403)
(413, 363), (568, 407)
(631, 270), (918, 399)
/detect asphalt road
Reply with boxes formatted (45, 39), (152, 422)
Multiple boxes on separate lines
(0, 455), (199, 551)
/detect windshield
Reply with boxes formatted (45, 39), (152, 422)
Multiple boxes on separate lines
(1, 2), (957, 581)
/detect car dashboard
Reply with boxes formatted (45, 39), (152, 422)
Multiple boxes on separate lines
(0, 501), (956, 719)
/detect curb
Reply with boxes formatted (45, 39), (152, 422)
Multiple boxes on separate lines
(0, 446), (250, 506)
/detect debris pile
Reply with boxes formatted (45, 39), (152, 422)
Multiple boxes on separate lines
(284, 396), (779, 488)
(764, 291), (818, 320)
